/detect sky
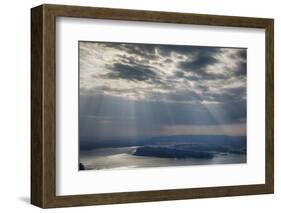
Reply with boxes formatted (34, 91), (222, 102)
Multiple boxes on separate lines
(79, 41), (247, 142)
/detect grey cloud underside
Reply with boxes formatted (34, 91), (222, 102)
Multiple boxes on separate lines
(80, 42), (246, 99)
(79, 41), (246, 102)
(103, 44), (246, 81)
(106, 63), (157, 81)
(99, 42), (158, 60)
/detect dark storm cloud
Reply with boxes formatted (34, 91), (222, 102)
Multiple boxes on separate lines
(96, 42), (223, 65)
(106, 63), (157, 81)
(157, 45), (222, 57)
(179, 54), (218, 75)
(178, 49), (233, 80)
(174, 71), (185, 78)
(80, 41), (247, 104)
(235, 61), (247, 76)
(87, 42), (246, 81)
(99, 42), (158, 60)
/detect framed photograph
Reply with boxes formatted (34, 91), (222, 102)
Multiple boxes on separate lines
(31, 4), (274, 208)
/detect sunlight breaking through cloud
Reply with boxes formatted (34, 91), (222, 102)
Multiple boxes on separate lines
(79, 41), (247, 141)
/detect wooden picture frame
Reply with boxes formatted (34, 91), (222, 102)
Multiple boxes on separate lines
(31, 4), (274, 208)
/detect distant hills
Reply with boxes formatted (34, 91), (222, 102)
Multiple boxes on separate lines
(80, 135), (246, 150)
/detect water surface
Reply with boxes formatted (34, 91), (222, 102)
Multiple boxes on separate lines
(80, 146), (246, 170)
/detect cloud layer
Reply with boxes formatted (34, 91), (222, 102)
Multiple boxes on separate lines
(79, 41), (247, 140)
(80, 42), (246, 104)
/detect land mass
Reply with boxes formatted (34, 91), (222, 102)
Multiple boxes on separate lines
(80, 135), (246, 150)
(80, 135), (246, 160)
(134, 146), (214, 159)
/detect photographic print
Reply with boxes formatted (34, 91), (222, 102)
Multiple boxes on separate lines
(31, 5), (274, 207)
(79, 41), (247, 171)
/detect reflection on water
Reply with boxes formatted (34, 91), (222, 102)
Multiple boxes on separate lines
(80, 146), (246, 170)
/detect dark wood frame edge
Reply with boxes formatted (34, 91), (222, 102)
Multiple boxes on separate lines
(31, 4), (274, 208)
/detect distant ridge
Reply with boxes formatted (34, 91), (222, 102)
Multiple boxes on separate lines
(80, 135), (246, 150)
